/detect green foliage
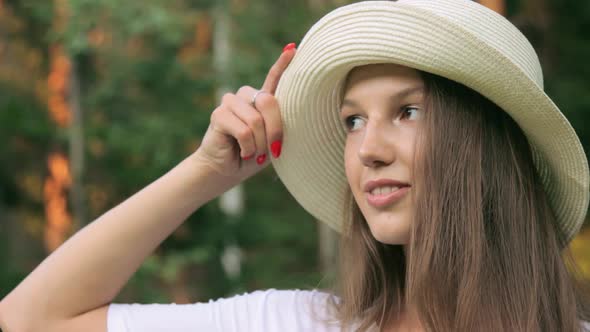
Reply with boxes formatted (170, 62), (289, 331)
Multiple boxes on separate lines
(63, 0), (194, 54)
(67, 0), (342, 303)
(545, 0), (590, 157)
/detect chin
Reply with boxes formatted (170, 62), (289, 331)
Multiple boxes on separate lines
(371, 232), (409, 245)
(367, 217), (410, 245)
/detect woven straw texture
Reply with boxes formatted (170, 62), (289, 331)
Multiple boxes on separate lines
(272, 0), (589, 244)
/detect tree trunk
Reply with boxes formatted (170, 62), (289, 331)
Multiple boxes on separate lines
(509, 0), (554, 75)
(479, 0), (506, 16)
(69, 57), (87, 229)
(214, 0), (244, 282)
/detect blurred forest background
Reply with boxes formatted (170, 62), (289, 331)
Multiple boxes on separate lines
(0, 0), (589, 304)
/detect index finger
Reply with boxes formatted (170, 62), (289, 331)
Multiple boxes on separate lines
(261, 43), (297, 95)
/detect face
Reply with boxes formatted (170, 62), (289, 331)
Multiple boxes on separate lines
(340, 63), (424, 244)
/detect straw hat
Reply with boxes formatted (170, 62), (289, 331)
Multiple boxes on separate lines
(272, 0), (589, 244)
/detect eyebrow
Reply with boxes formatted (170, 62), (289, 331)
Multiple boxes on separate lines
(340, 85), (425, 111)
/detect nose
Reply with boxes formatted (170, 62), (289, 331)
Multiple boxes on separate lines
(357, 120), (396, 168)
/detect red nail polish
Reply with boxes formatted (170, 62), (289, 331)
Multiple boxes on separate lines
(283, 43), (296, 52)
(256, 154), (267, 165)
(271, 140), (282, 158)
(243, 154), (255, 161)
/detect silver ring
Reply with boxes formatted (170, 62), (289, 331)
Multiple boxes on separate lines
(250, 90), (266, 109)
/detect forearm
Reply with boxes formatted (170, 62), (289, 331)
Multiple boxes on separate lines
(0, 153), (234, 323)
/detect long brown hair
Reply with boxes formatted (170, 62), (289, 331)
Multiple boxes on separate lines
(329, 69), (590, 331)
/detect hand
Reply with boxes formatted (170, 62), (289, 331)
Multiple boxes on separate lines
(192, 43), (296, 184)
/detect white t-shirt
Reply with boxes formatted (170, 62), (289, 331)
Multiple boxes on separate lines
(108, 288), (353, 332)
(108, 288), (590, 332)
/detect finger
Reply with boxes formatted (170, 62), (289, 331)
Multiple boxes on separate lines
(224, 92), (268, 160)
(261, 44), (297, 95)
(237, 86), (283, 159)
(210, 106), (256, 159)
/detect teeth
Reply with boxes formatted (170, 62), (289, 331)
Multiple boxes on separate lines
(370, 186), (400, 195)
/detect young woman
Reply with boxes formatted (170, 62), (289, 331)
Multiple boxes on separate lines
(2, 0), (589, 331)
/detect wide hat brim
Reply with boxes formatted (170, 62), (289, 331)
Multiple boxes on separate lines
(272, 0), (589, 245)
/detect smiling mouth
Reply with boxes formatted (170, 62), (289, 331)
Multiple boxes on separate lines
(366, 186), (410, 208)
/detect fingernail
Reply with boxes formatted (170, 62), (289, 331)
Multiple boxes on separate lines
(271, 140), (282, 158)
(243, 154), (255, 161)
(256, 154), (267, 165)
(283, 43), (296, 52)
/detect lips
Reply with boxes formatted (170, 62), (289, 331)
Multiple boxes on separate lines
(364, 178), (411, 208)
(364, 178), (411, 193)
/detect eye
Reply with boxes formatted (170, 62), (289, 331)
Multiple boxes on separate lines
(343, 115), (365, 132)
(398, 106), (421, 121)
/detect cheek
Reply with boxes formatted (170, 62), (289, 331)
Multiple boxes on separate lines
(399, 144), (414, 166)
(397, 128), (418, 163)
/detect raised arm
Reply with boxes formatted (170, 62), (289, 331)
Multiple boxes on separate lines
(0, 43), (296, 332)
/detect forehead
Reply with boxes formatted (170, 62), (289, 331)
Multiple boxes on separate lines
(344, 63), (423, 92)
